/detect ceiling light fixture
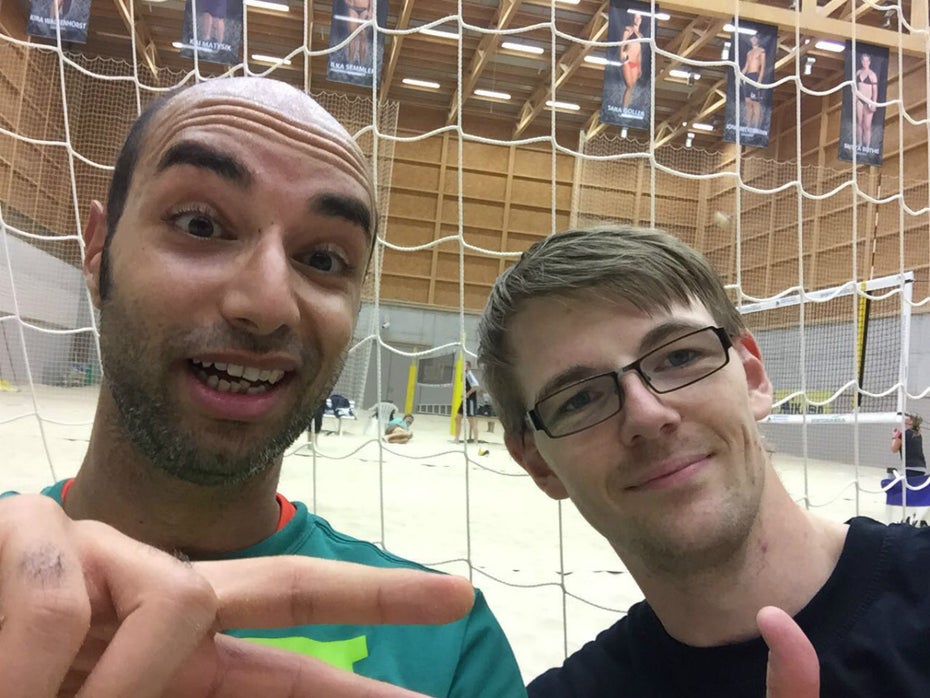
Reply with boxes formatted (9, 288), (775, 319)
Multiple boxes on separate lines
(502, 41), (544, 55)
(251, 53), (291, 65)
(669, 68), (701, 81)
(402, 78), (440, 89)
(546, 100), (580, 111)
(804, 55), (816, 75)
(245, 0), (289, 12)
(584, 55), (623, 67)
(691, 122), (714, 131)
(721, 40), (731, 60)
(420, 27), (459, 39)
(475, 88), (512, 100)
(814, 39), (845, 52)
(723, 23), (757, 36)
(627, 8), (671, 20)
(685, 132), (695, 148)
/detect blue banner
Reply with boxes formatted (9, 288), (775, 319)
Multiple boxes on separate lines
(599, 0), (656, 131)
(180, 0), (244, 66)
(838, 41), (889, 166)
(27, 0), (90, 44)
(327, 0), (388, 88)
(723, 20), (777, 149)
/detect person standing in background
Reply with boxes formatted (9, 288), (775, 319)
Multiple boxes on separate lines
(455, 360), (480, 443)
(892, 412), (926, 478)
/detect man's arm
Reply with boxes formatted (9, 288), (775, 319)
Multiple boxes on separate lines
(892, 429), (903, 453)
(0, 495), (474, 698)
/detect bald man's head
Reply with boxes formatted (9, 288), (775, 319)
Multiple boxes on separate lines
(101, 77), (376, 298)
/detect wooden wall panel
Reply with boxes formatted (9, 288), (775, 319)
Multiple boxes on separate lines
(381, 248), (433, 278)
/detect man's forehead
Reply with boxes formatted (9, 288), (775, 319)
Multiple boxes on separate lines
(131, 78), (377, 215)
(509, 293), (716, 363)
(510, 295), (716, 399)
(166, 78), (348, 136)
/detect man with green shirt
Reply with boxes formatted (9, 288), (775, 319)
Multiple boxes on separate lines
(1, 77), (523, 697)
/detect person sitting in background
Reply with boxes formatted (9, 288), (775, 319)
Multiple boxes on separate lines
(385, 412), (415, 444)
(892, 412), (927, 478)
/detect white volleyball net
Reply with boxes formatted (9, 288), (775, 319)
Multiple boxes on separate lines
(2, 1), (930, 683)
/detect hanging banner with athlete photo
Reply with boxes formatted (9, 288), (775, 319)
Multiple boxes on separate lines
(26, 0), (91, 44)
(179, 0), (244, 66)
(599, 0), (657, 131)
(327, 0), (388, 88)
(838, 41), (889, 166)
(723, 20), (777, 148)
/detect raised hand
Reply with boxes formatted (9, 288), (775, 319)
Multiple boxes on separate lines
(758, 606), (820, 698)
(0, 495), (474, 698)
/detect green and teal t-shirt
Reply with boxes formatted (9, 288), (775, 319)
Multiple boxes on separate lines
(33, 480), (526, 698)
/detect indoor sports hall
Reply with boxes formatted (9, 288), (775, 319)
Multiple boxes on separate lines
(1, 0), (928, 683)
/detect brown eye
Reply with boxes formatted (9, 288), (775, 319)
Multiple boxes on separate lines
(174, 212), (219, 238)
(300, 249), (349, 274)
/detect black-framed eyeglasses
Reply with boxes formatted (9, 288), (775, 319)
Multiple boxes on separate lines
(526, 326), (733, 439)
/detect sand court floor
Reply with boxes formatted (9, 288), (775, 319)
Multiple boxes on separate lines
(0, 385), (897, 682)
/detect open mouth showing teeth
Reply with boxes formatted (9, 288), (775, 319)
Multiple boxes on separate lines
(190, 359), (288, 395)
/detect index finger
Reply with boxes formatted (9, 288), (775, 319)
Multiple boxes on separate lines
(194, 557), (476, 630)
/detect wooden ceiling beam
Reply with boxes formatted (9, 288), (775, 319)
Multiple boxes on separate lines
(819, 0), (848, 19)
(112, 0), (158, 79)
(513, 1), (610, 138)
(654, 0), (924, 54)
(446, 0), (523, 125)
(379, 0), (416, 101)
(663, 17), (701, 57)
(655, 19), (726, 83)
(654, 77), (726, 147)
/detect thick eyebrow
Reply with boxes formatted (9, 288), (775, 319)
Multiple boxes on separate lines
(156, 141), (252, 188)
(309, 193), (373, 241)
(531, 319), (711, 405)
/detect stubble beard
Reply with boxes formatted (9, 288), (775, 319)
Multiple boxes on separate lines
(616, 431), (767, 577)
(98, 291), (345, 487)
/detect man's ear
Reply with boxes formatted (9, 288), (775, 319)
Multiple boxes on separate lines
(505, 430), (569, 501)
(734, 332), (773, 421)
(83, 200), (106, 307)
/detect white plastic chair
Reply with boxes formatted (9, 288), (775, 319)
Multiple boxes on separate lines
(365, 401), (399, 436)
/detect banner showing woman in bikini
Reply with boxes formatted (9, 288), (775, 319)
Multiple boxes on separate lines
(723, 20), (777, 149)
(839, 41), (888, 167)
(179, 0), (244, 66)
(327, 0), (388, 88)
(27, 0), (90, 43)
(599, 0), (657, 132)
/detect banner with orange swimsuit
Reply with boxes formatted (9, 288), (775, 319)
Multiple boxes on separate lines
(723, 20), (777, 149)
(327, 0), (388, 88)
(599, 0), (657, 131)
(838, 41), (888, 167)
(26, 0), (90, 43)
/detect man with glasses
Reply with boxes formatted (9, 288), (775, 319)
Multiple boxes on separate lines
(478, 225), (930, 696)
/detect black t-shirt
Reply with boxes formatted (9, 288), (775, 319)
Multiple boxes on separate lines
(528, 518), (930, 697)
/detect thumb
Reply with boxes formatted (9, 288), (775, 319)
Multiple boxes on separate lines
(758, 606), (819, 698)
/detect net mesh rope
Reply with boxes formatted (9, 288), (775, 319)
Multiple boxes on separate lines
(1, 0), (930, 680)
